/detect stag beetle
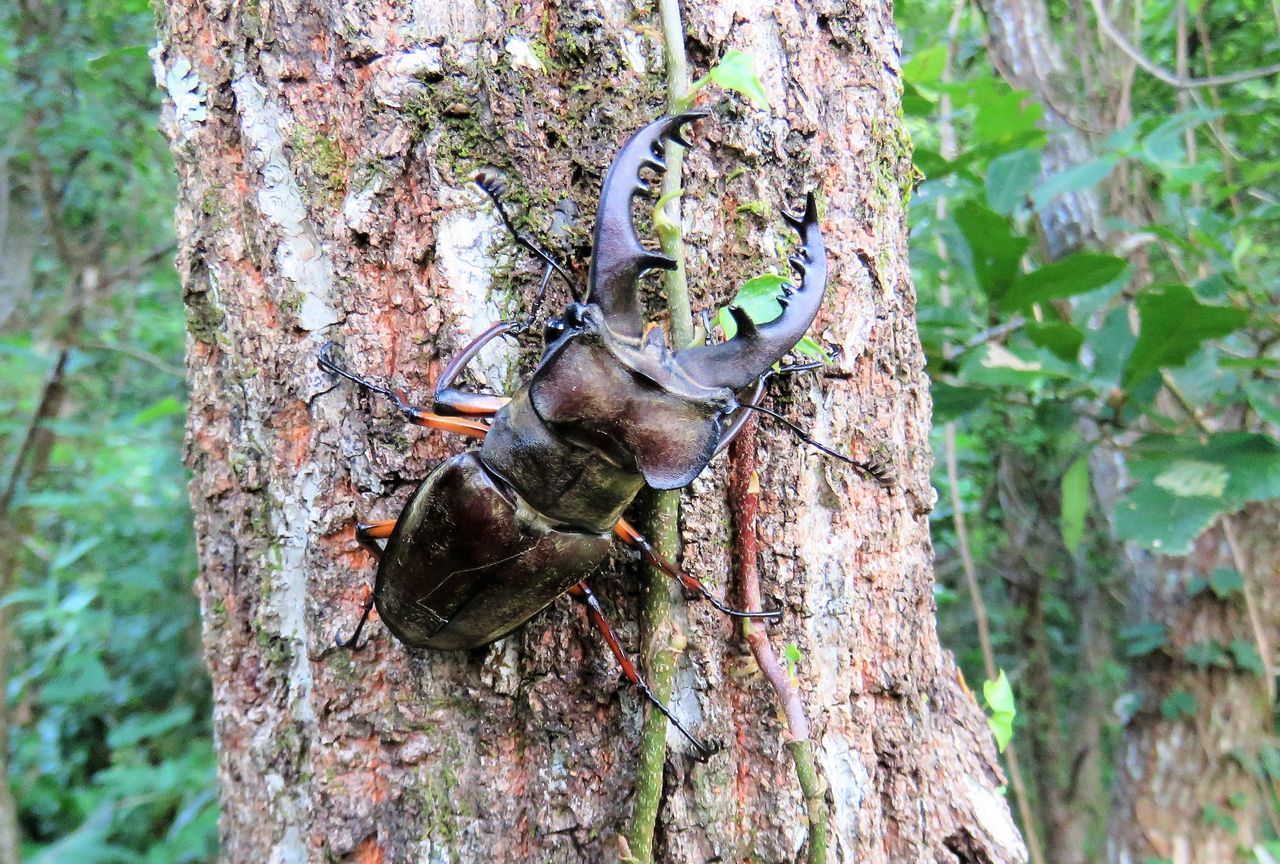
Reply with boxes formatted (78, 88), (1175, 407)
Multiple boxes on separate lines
(319, 111), (889, 758)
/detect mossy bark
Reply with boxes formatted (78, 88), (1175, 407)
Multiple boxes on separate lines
(156, 1), (1025, 861)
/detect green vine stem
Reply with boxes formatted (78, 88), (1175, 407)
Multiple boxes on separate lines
(626, 1), (696, 861)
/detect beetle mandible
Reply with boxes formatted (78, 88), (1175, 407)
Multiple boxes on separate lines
(319, 111), (888, 758)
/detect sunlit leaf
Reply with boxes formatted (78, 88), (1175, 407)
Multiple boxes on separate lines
(1153, 460), (1229, 498)
(982, 671), (1016, 752)
(717, 274), (790, 338)
(1060, 455), (1089, 553)
(706, 50), (769, 110)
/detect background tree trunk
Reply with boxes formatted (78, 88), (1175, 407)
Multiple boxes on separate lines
(156, 1), (1026, 861)
(1106, 504), (1279, 863)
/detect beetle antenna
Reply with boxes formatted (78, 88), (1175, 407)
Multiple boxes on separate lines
(318, 342), (399, 400)
(740, 402), (897, 489)
(474, 171), (579, 304)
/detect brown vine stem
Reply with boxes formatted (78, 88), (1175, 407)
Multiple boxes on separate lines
(626, 0), (695, 859)
(729, 421), (829, 862)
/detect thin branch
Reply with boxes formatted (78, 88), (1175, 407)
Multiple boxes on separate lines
(0, 348), (70, 515)
(102, 243), (178, 290)
(945, 423), (1046, 864)
(1088, 0), (1280, 88)
(1221, 516), (1276, 705)
(81, 339), (184, 379)
(945, 316), (1028, 360)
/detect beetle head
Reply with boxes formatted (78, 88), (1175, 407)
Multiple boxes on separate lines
(586, 113), (828, 393)
(530, 302), (736, 489)
(534, 114), (829, 488)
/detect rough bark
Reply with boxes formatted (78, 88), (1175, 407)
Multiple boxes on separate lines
(155, 1), (1026, 861)
(1106, 504), (1279, 864)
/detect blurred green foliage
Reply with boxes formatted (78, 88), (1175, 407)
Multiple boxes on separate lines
(900, 0), (1279, 853)
(1, 1), (216, 862)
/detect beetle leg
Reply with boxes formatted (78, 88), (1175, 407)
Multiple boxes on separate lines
(613, 519), (783, 621)
(335, 519), (396, 650)
(567, 581), (718, 762)
(713, 350), (838, 456)
(319, 343), (493, 438)
(431, 319), (520, 417)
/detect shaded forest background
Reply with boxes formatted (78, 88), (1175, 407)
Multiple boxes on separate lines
(0, 0), (1276, 861)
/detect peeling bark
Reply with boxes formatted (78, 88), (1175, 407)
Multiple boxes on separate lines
(156, 1), (1025, 861)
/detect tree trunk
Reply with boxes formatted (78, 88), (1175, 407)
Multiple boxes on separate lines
(155, 2), (1026, 861)
(1106, 504), (1279, 864)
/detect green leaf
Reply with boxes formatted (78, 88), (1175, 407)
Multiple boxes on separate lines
(86, 44), (150, 71)
(1129, 434), (1280, 506)
(1122, 285), (1249, 390)
(1184, 640), (1228, 669)
(903, 45), (947, 84)
(784, 642), (803, 679)
(955, 202), (1028, 302)
(972, 87), (1043, 146)
(717, 274), (791, 338)
(132, 396), (184, 425)
(1001, 253), (1127, 311)
(1160, 690), (1198, 720)
(1060, 455), (1089, 553)
(1228, 640), (1265, 675)
(1112, 483), (1224, 555)
(1024, 322), (1085, 363)
(1153, 460), (1229, 498)
(1032, 156), (1118, 213)
(983, 671), (1016, 752)
(958, 343), (1073, 388)
(985, 149), (1041, 215)
(1121, 621), (1169, 657)
(931, 382), (988, 421)
(1140, 108), (1222, 168)
(108, 705), (196, 748)
(1244, 381), (1280, 427)
(1207, 568), (1244, 598)
(706, 50), (769, 110)
(792, 336), (831, 363)
(51, 537), (102, 571)
(1115, 435), (1280, 554)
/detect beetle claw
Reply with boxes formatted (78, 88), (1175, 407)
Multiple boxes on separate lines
(334, 630), (368, 651)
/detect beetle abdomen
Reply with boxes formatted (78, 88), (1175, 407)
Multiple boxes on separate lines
(373, 452), (613, 650)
